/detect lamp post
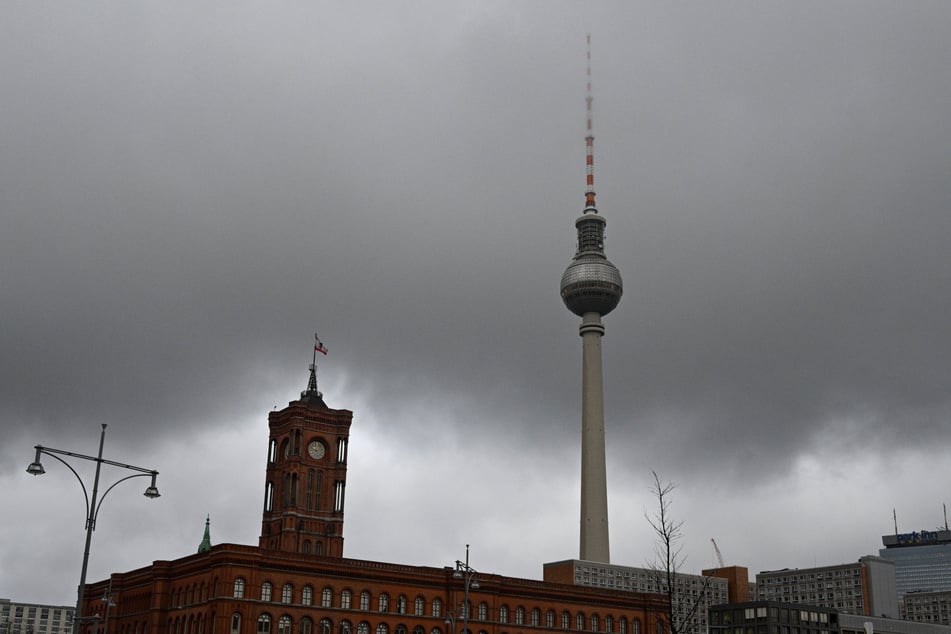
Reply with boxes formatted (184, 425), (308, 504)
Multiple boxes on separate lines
(26, 424), (160, 634)
(448, 544), (479, 634)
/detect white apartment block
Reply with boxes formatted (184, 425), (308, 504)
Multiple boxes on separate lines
(0, 599), (74, 634)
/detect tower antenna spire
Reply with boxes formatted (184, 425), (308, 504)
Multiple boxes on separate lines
(584, 33), (597, 214)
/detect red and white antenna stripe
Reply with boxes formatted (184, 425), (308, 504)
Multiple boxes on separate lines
(584, 34), (597, 213)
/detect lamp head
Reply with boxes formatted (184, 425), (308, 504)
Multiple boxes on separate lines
(470, 579), (480, 590)
(143, 471), (161, 499)
(26, 447), (45, 475)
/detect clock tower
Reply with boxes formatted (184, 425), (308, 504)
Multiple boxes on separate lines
(260, 357), (352, 557)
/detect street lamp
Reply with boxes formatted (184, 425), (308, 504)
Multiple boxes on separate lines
(26, 424), (160, 634)
(447, 545), (479, 634)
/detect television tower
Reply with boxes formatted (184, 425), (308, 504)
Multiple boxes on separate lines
(559, 35), (623, 564)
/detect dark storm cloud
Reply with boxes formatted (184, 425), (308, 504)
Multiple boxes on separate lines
(2, 0), (951, 605)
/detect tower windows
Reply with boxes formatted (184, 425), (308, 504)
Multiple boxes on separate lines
(233, 579), (246, 599)
(334, 481), (345, 513)
(231, 614), (241, 634)
(264, 484), (274, 513)
(283, 474), (299, 507)
(336, 439), (348, 464)
(268, 440), (277, 463)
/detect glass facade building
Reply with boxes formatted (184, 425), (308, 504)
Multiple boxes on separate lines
(879, 530), (951, 601)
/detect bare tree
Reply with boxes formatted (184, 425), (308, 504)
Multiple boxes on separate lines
(645, 471), (715, 634)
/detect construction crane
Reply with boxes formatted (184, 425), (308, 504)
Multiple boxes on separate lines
(711, 538), (724, 568)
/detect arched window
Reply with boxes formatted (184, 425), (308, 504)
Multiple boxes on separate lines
(378, 593), (389, 613)
(477, 603), (488, 621)
(339, 622), (353, 634)
(515, 607), (525, 626)
(461, 601), (470, 619)
(319, 620), (332, 634)
(302, 540), (311, 554)
(360, 592), (370, 611)
(563, 612), (571, 629)
(282, 585), (293, 604)
(279, 617), (292, 634)
(576, 614), (585, 631)
(321, 588), (333, 608)
(341, 590), (352, 610)
(414, 597), (425, 617)
(655, 621), (663, 634)
(261, 583), (273, 602)
(605, 616), (613, 633)
(375, 626), (387, 634)
(619, 618), (628, 634)
(631, 619), (639, 634)
(395, 626), (407, 634)
(591, 615), (599, 632)
(230, 614), (241, 634)
(547, 611), (556, 628)
(413, 628), (424, 634)
(429, 629), (441, 634)
(234, 579), (246, 599)
(257, 616), (272, 634)
(299, 620), (312, 634)
(532, 609), (540, 627)
(357, 624), (370, 634)
(397, 595), (407, 615)
(431, 599), (442, 618)
(499, 606), (509, 624)
(302, 587), (313, 606)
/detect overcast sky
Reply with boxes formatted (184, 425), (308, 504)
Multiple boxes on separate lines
(3, 1), (951, 607)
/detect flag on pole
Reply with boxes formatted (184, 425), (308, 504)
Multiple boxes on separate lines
(314, 334), (328, 355)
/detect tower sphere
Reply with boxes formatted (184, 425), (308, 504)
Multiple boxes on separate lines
(560, 255), (623, 317)
(561, 211), (623, 317)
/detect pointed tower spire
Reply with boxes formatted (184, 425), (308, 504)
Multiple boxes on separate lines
(301, 333), (328, 406)
(197, 515), (212, 553)
(560, 35), (623, 564)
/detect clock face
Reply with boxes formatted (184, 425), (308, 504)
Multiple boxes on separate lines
(307, 440), (326, 460)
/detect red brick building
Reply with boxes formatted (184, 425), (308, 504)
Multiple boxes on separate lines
(83, 372), (666, 634)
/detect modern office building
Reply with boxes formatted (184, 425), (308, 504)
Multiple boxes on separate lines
(755, 558), (898, 618)
(708, 601), (951, 634)
(879, 531), (951, 602)
(708, 601), (838, 634)
(544, 561), (728, 634)
(0, 599), (74, 634)
(903, 590), (951, 626)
